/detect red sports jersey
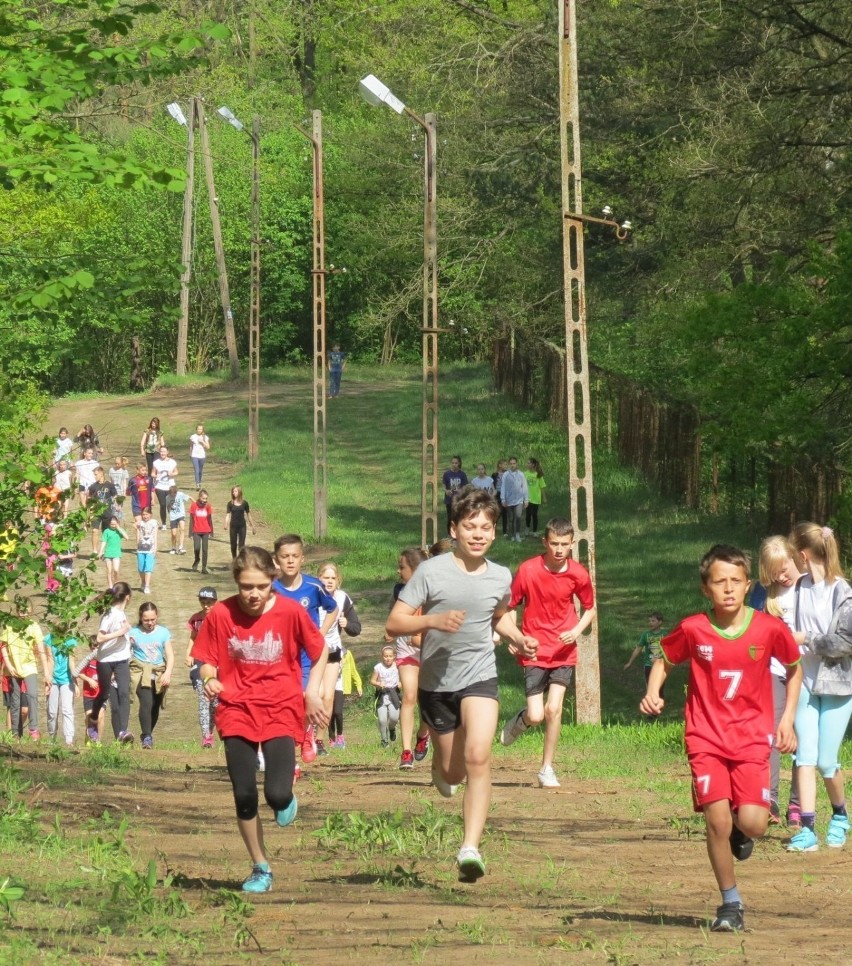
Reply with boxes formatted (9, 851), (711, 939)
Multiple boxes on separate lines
(509, 555), (595, 667)
(192, 594), (324, 742)
(661, 609), (800, 760)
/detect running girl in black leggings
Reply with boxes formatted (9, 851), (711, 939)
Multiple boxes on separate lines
(225, 486), (256, 558)
(192, 547), (328, 893)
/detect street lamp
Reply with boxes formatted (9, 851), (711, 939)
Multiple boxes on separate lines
(217, 106), (261, 460)
(359, 74), (439, 548)
(294, 110), (329, 539)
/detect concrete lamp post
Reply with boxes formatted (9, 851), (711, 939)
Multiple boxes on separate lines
(358, 74), (440, 548)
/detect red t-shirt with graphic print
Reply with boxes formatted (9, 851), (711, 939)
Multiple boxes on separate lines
(192, 594), (324, 742)
(661, 609), (800, 761)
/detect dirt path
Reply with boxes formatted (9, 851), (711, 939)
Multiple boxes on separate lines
(31, 381), (851, 964)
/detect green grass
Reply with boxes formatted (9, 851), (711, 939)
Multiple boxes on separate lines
(192, 361), (769, 721)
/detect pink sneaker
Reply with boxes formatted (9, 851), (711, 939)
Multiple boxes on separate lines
(301, 731), (317, 763)
(293, 763), (302, 781)
(28, 729), (41, 742)
(201, 735), (214, 749)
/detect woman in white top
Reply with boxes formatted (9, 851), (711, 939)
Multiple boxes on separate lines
(189, 424), (210, 488)
(140, 417), (165, 476)
(87, 582), (135, 745)
(787, 523), (852, 853)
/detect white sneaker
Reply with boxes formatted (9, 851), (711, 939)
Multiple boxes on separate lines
(256, 750), (266, 773)
(431, 760), (459, 798)
(537, 765), (560, 788)
(500, 709), (528, 746)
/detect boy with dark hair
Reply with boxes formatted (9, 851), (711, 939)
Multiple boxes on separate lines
(624, 611), (667, 696)
(273, 534), (338, 761)
(500, 517), (596, 788)
(386, 485), (538, 882)
(641, 543), (802, 932)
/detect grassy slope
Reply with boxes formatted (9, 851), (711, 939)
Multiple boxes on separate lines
(204, 361), (764, 723)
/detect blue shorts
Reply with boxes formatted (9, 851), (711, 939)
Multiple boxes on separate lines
(137, 552), (155, 573)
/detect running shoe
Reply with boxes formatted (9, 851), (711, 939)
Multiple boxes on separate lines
(28, 729), (40, 742)
(500, 709), (528, 747)
(86, 726), (100, 744)
(241, 864), (273, 893)
(431, 760), (459, 798)
(768, 800), (781, 825)
(191, 562), (199, 571)
(293, 763), (301, 781)
(301, 731), (317, 763)
(457, 846), (486, 882)
(334, 735), (346, 749)
(201, 735), (214, 749)
(177, 548), (186, 555)
(413, 733), (430, 761)
(826, 814), (850, 848)
(169, 549), (176, 555)
(141, 734), (153, 750)
(381, 738), (389, 748)
(399, 750), (414, 770)
(315, 739), (329, 757)
(118, 730), (134, 745)
(786, 827), (819, 852)
(729, 826), (754, 861)
(710, 902), (744, 932)
(389, 727), (397, 742)
(537, 765), (561, 789)
(159, 525), (167, 532)
(786, 805), (802, 831)
(275, 795), (298, 828)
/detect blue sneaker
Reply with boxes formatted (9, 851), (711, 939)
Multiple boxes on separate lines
(275, 795), (298, 828)
(826, 814), (850, 848)
(786, 827), (819, 852)
(241, 864), (273, 893)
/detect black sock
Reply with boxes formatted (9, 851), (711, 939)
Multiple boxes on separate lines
(801, 812), (816, 831)
(832, 802), (848, 818)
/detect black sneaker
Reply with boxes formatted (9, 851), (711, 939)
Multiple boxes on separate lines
(710, 901), (744, 932)
(389, 728), (397, 742)
(729, 826), (754, 861)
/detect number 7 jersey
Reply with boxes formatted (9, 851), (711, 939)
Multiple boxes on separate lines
(661, 609), (800, 760)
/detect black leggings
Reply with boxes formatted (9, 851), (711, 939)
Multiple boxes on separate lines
(137, 685), (165, 735)
(230, 524), (246, 559)
(193, 532), (210, 569)
(90, 660), (130, 734)
(525, 502), (540, 533)
(224, 735), (296, 820)
(155, 489), (168, 525)
(329, 692), (344, 741)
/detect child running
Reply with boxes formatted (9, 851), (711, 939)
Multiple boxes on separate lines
(317, 562), (362, 751)
(129, 602), (174, 749)
(135, 506), (158, 595)
(272, 535), (337, 761)
(371, 645), (401, 746)
(389, 547), (431, 770)
(500, 517), (596, 788)
(786, 523), (852, 852)
(193, 547), (328, 893)
(386, 486), (538, 882)
(87, 583), (134, 745)
(46, 631), (77, 747)
(640, 544), (802, 932)
(186, 586), (218, 748)
(98, 516), (128, 588)
(748, 536), (803, 826)
(624, 611), (667, 698)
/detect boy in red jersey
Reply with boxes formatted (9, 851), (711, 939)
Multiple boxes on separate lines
(499, 517), (595, 788)
(641, 544), (802, 933)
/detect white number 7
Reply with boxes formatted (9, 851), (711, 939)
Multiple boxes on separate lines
(719, 670), (743, 701)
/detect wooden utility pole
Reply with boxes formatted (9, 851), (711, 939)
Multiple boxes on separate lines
(310, 111), (328, 537)
(176, 97), (196, 377)
(197, 104), (240, 380)
(559, 0), (601, 723)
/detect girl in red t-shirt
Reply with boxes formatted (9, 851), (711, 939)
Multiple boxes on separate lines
(188, 489), (213, 573)
(193, 546), (328, 894)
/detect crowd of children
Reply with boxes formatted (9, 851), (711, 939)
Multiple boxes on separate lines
(8, 422), (852, 930)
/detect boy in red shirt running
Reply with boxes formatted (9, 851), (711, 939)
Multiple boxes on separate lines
(641, 544), (802, 933)
(500, 517), (595, 788)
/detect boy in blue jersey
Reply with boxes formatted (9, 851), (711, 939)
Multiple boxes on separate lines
(273, 534), (338, 761)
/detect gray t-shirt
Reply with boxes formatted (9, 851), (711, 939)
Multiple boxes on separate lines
(399, 553), (511, 692)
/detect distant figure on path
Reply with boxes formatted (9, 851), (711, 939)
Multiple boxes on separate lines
(327, 343), (347, 398)
(442, 456), (468, 534)
(140, 418), (165, 476)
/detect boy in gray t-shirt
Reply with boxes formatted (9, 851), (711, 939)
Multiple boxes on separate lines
(387, 486), (538, 884)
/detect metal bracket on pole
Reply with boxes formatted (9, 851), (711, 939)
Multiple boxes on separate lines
(559, 0), (601, 724)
